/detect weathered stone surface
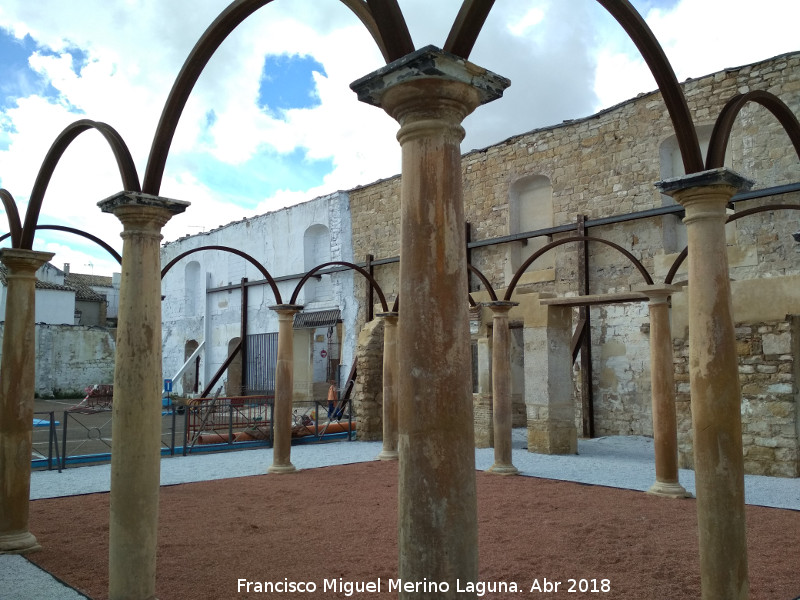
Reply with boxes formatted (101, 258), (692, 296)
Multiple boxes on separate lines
(353, 317), (384, 441)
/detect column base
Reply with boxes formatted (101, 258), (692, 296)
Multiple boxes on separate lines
(376, 449), (399, 461)
(527, 421), (577, 455)
(0, 531), (42, 555)
(267, 462), (297, 474)
(647, 481), (693, 499)
(487, 463), (519, 476)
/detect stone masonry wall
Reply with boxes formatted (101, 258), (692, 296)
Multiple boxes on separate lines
(0, 323), (116, 398)
(348, 51), (800, 469)
(353, 317), (384, 440)
(675, 316), (799, 477)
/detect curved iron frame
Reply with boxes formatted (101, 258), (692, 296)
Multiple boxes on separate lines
(505, 235), (654, 301)
(19, 120), (140, 250)
(664, 203), (800, 284)
(706, 90), (800, 169)
(160, 245), (282, 304)
(142, 0), (388, 195)
(289, 260), (388, 313)
(0, 225), (122, 265)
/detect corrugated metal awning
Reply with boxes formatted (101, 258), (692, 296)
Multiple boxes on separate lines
(293, 309), (341, 329)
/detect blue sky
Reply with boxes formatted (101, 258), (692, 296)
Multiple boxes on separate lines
(0, 0), (797, 276)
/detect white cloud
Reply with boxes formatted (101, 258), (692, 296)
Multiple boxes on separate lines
(594, 0), (800, 109)
(0, 0), (797, 277)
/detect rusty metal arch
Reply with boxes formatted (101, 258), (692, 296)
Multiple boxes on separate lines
(504, 235), (654, 301)
(160, 244), (282, 304)
(142, 0), (389, 195)
(0, 224), (122, 264)
(0, 189), (22, 248)
(595, 0), (703, 174)
(443, 0), (703, 174)
(289, 260), (388, 312)
(20, 119), (140, 250)
(385, 263), (497, 314)
(706, 91), (800, 169)
(443, 0), (495, 59)
(664, 203), (800, 284)
(468, 263), (498, 302)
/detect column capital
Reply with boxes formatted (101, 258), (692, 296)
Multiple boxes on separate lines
(483, 300), (518, 313)
(376, 311), (398, 321)
(655, 167), (753, 197)
(0, 248), (54, 272)
(270, 304), (303, 314)
(632, 283), (682, 304)
(98, 191), (189, 231)
(351, 45), (510, 110)
(98, 190), (190, 215)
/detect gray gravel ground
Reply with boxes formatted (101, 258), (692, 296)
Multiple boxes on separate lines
(5, 434), (799, 599)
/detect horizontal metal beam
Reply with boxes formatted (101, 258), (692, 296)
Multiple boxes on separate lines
(198, 181), (799, 294)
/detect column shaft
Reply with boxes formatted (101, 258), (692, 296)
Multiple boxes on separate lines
(377, 313), (399, 460)
(269, 306), (300, 474)
(394, 82), (478, 590)
(352, 47), (509, 597)
(638, 287), (690, 498)
(100, 192), (188, 600)
(659, 170), (750, 600)
(0, 249), (53, 554)
(488, 303), (518, 475)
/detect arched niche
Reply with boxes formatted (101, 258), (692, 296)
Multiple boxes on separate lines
(225, 337), (243, 396)
(659, 124), (735, 253)
(505, 175), (554, 287)
(184, 260), (201, 316)
(183, 339), (200, 395)
(303, 224), (332, 304)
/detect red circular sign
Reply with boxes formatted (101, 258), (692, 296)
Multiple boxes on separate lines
(320, 349), (328, 358)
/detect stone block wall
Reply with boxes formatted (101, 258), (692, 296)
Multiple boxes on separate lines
(675, 316), (799, 477)
(591, 301), (654, 437)
(352, 317), (384, 440)
(0, 323), (116, 398)
(346, 51), (800, 473)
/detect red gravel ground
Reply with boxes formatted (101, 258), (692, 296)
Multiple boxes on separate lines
(28, 460), (800, 599)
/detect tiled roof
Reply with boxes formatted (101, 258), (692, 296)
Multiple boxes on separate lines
(65, 273), (113, 287)
(0, 264), (104, 299)
(64, 274), (106, 301)
(33, 279), (75, 292)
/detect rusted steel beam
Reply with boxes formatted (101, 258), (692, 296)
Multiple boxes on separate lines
(444, 0), (495, 59)
(505, 235), (653, 301)
(596, 0), (703, 174)
(665, 203), (800, 284)
(21, 119), (140, 249)
(200, 340), (243, 398)
(0, 224), (122, 264)
(707, 90), (800, 169)
(570, 317), (587, 363)
(160, 244), (282, 305)
(339, 0), (392, 62)
(0, 189), (22, 248)
(365, 0), (415, 61)
(289, 260), (388, 312)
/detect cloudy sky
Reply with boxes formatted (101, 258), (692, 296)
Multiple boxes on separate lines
(0, 0), (797, 276)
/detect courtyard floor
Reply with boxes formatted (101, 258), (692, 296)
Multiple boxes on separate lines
(6, 435), (800, 599)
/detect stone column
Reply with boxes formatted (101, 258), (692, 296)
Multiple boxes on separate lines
(525, 304), (577, 454)
(352, 47), (509, 594)
(635, 285), (690, 498)
(657, 168), (752, 600)
(268, 305), (302, 474)
(486, 301), (519, 475)
(473, 335), (493, 448)
(98, 191), (188, 600)
(0, 248), (53, 554)
(376, 312), (399, 461)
